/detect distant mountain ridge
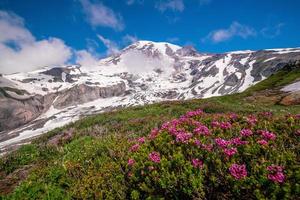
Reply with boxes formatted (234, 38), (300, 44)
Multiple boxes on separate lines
(1, 41), (300, 149)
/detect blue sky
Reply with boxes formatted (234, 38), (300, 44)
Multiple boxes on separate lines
(0, 0), (299, 73)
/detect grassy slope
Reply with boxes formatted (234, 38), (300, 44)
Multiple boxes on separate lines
(0, 65), (300, 198)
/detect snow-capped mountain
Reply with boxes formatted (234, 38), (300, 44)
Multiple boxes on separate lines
(1, 40), (300, 150)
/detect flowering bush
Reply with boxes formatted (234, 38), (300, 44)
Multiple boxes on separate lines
(126, 109), (300, 199)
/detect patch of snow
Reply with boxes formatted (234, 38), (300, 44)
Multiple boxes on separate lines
(281, 81), (300, 92)
(227, 50), (254, 54)
(239, 56), (249, 65)
(264, 57), (276, 62)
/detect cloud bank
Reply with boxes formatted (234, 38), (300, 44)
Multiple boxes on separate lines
(80, 0), (124, 31)
(204, 21), (256, 43)
(0, 11), (72, 74)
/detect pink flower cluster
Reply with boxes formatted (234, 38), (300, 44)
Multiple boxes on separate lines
(194, 139), (213, 151)
(259, 111), (273, 118)
(229, 163), (247, 180)
(128, 158), (135, 166)
(184, 109), (203, 118)
(149, 151), (161, 163)
(223, 148), (237, 157)
(240, 129), (253, 137)
(258, 130), (276, 141)
(211, 121), (220, 128)
(267, 165), (285, 183)
(194, 125), (211, 136)
(220, 122), (232, 130)
(149, 128), (159, 140)
(137, 137), (145, 143)
(229, 113), (238, 120)
(175, 131), (193, 143)
(130, 144), (140, 152)
(247, 115), (258, 126)
(230, 137), (248, 146)
(191, 158), (203, 169)
(257, 139), (268, 146)
(215, 138), (230, 148)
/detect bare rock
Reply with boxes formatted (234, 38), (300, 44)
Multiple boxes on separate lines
(280, 91), (300, 105)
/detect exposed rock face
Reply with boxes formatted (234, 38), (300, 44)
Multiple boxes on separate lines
(280, 92), (300, 105)
(0, 92), (55, 132)
(0, 81), (126, 131)
(53, 82), (126, 109)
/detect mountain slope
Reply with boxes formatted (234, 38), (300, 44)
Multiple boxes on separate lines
(1, 41), (300, 150)
(0, 63), (300, 198)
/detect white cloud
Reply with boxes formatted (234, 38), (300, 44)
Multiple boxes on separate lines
(0, 11), (34, 43)
(167, 37), (180, 43)
(75, 50), (99, 67)
(261, 23), (284, 38)
(0, 10), (72, 74)
(122, 34), (138, 45)
(203, 21), (256, 43)
(80, 0), (124, 31)
(97, 34), (120, 55)
(123, 49), (172, 74)
(155, 0), (185, 12)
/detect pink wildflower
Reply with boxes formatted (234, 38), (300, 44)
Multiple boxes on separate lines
(295, 129), (300, 136)
(211, 121), (220, 128)
(229, 164), (247, 180)
(194, 125), (211, 136)
(268, 173), (285, 183)
(130, 144), (140, 152)
(294, 114), (300, 119)
(149, 151), (161, 163)
(240, 129), (253, 137)
(185, 109), (203, 118)
(202, 144), (213, 152)
(230, 137), (248, 146)
(223, 148), (237, 157)
(220, 122), (232, 130)
(149, 128), (159, 139)
(191, 158), (203, 169)
(247, 115), (257, 126)
(229, 113), (238, 120)
(215, 138), (230, 148)
(267, 165), (285, 183)
(257, 139), (268, 146)
(261, 130), (276, 141)
(137, 137), (145, 143)
(175, 131), (192, 143)
(128, 158), (135, 166)
(194, 139), (201, 147)
(260, 112), (273, 118)
(267, 165), (283, 172)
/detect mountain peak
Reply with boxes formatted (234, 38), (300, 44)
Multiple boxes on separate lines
(127, 40), (181, 52)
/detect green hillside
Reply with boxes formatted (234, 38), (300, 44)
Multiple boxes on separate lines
(1, 65), (300, 199)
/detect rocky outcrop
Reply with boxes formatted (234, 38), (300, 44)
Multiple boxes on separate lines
(0, 91), (56, 132)
(280, 91), (300, 105)
(0, 81), (126, 132)
(53, 82), (126, 109)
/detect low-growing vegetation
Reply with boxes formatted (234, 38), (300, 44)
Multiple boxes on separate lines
(1, 66), (300, 199)
(126, 110), (300, 199)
